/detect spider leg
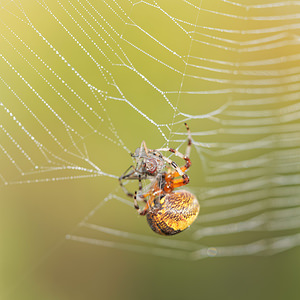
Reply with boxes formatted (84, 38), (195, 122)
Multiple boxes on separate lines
(119, 165), (138, 180)
(133, 191), (140, 210)
(134, 183), (164, 216)
(132, 140), (149, 159)
(184, 122), (192, 158)
(119, 165), (136, 198)
(134, 191), (153, 215)
(138, 174), (142, 192)
(172, 176), (190, 188)
(148, 151), (190, 185)
(149, 122), (192, 173)
(134, 193), (154, 215)
(119, 165), (148, 198)
(133, 175), (146, 210)
(141, 140), (149, 156)
(149, 148), (191, 174)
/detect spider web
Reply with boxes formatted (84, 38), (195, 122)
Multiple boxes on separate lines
(1, 0), (300, 261)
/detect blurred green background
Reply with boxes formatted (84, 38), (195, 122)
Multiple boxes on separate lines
(1, 0), (300, 299)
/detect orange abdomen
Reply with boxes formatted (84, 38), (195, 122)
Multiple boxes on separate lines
(146, 190), (200, 235)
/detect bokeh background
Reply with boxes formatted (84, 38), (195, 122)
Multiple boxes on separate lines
(1, 0), (300, 299)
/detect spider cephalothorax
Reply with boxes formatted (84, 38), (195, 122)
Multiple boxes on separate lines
(119, 123), (200, 235)
(131, 145), (165, 176)
(119, 141), (165, 197)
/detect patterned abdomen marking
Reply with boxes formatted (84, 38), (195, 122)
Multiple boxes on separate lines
(146, 190), (200, 235)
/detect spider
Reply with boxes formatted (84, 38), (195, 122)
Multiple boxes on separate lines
(119, 123), (200, 235)
(119, 140), (166, 198)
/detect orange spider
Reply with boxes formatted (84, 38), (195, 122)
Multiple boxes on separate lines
(119, 123), (200, 235)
